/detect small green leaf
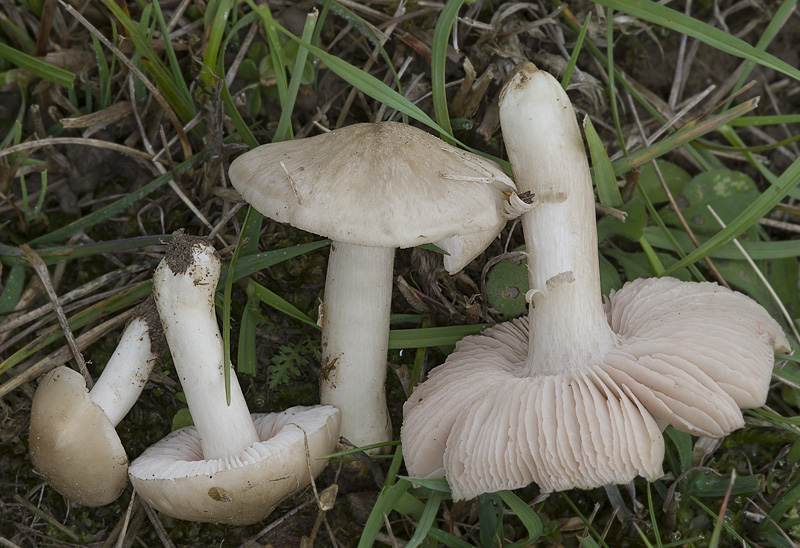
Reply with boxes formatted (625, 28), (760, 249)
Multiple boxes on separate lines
(597, 198), (647, 242)
(636, 160), (691, 204)
(171, 407), (194, 430)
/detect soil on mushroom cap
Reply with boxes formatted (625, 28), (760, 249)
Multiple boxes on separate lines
(163, 229), (216, 275)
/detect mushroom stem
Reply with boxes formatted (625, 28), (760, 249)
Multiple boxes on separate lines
(499, 63), (616, 377)
(319, 241), (393, 449)
(89, 315), (157, 426)
(153, 235), (260, 460)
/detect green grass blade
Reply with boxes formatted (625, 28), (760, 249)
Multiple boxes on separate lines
(274, 24), (451, 136)
(0, 42), (74, 88)
(357, 479), (412, 548)
(248, 280), (318, 328)
(388, 324), (492, 349)
(150, 0), (192, 100)
(605, 8), (626, 155)
(199, 0), (233, 91)
(430, 0), (466, 140)
(664, 154), (800, 274)
(724, 0), (797, 109)
(0, 264), (26, 315)
(245, 1), (289, 104)
(585, 116), (622, 207)
(0, 282), (152, 375)
(28, 152), (202, 245)
(594, 0), (800, 82)
(218, 240), (330, 285)
(562, 12), (591, 89)
(274, 9), (318, 142)
(405, 490), (444, 548)
(498, 490), (543, 546)
(236, 295), (260, 376)
(611, 98), (758, 177)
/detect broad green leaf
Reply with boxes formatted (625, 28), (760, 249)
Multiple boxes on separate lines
(637, 160), (691, 204)
(597, 198), (646, 242)
(485, 249), (527, 317)
(663, 154), (800, 275)
(659, 169), (759, 235)
(599, 253), (622, 296)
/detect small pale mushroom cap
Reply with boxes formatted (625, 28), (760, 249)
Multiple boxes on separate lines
(128, 406), (341, 525)
(228, 122), (518, 273)
(29, 366), (128, 506)
(402, 318), (664, 501)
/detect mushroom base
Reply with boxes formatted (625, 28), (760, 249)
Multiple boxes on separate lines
(129, 406), (341, 525)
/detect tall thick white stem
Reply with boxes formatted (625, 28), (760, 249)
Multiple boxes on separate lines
(499, 63), (617, 376)
(320, 241), (393, 449)
(89, 315), (157, 426)
(154, 237), (259, 460)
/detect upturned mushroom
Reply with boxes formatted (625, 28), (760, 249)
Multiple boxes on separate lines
(128, 231), (340, 525)
(401, 62), (789, 501)
(29, 297), (165, 506)
(228, 122), (531, 451)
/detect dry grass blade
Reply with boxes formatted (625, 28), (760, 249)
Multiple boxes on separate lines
(55, 0), (193, 162)
(20, 244), (91, 387)
(0, 306), (136, 398)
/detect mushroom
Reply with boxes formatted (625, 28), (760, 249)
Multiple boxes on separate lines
(228, 122), (530, 451)
(128, 231), (340, 525)
(29, 297), (165, 506)
(401, 62), (789, 501)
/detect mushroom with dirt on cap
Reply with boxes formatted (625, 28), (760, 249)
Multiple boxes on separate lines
(128, 231), (341, 525)
(228, 122), (532, 452)
(29, 296), (165, 506)
(401, 62), (790, 501)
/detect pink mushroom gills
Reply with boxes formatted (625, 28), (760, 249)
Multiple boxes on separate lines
(128, 231), (340, 525)
(401, 62), (790, 502)
(29, 297), (165, 506)
(228, 122), (532, 453)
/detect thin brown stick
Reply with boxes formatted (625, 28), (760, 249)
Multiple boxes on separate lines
(0, 308), (136, 399)
(20, 245), (93, 386)
(0, 137), (159, 163)
(625, 92), (730, 288)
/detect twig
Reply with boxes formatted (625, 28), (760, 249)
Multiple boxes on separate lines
(707, 205), (800, 343)
(0, 262), (152, 336)
(140, 498), (177, 548)
(12, 494), (80, 542)
(0, 308), (136, 398)
(115, 490), (136, 548)
(20, 245), (92, 387)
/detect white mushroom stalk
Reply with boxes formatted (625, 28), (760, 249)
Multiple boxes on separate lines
(401, 63), (788, 501)
(151, 231), (259, 459)
(319, 242), (394, 448)
(228, 122), (531, 452)
(89, 300), (164, 426)
(131, 231), (341, 525)
(29, 297), (164, 507)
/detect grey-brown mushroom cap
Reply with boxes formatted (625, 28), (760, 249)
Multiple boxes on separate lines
(128, 406), (341, 525)
(402, 318), (665, 501)
(228, 122), (516, 254)
(29, 366), (128, 506)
